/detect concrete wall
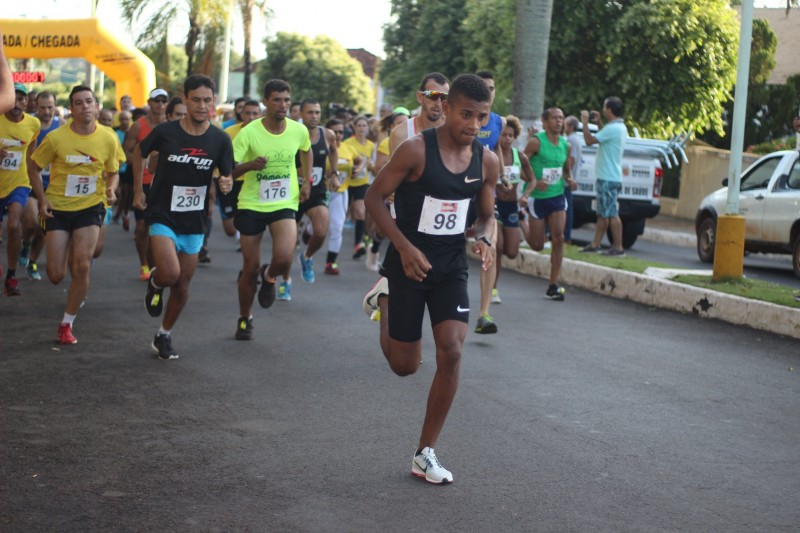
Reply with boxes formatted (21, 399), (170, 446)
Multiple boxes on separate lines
(660, 144), (760, 220)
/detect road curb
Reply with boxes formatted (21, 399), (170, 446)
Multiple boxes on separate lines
(473, 248), (800, 340)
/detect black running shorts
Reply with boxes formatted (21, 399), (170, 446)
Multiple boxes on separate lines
(388, 274), (470, 343)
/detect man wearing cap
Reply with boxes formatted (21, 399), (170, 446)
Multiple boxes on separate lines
(0, 83), (40, 295)
(124, 88), (169, 281)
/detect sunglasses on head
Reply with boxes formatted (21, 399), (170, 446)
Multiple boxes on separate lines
(420, 90), (448, 101)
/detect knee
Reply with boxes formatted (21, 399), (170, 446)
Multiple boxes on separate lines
(505, 248), (519, 259)
(550, 232), (564, 246)
(531, 241), (544, 252)
(48, 269), (65, 285)
(389, 359), (419, 377)
(436, 341), (462, 371)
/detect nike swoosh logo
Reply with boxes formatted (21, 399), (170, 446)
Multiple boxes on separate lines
(464, 177), (480, 184)
(457, 305), (469, 313)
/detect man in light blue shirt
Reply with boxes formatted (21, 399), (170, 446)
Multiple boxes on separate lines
(580, 96), (627, 255)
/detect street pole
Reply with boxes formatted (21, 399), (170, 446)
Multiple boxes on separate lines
(712, 0), (753, 281)
(218, 0), (234, 105)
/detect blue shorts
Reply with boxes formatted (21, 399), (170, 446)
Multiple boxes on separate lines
(149, 223), (204, 255)
(0, 187), (31, 221)
(494, 199), (520, 228)
(596, 179), (621, 218)
(527, 195), (567, 220)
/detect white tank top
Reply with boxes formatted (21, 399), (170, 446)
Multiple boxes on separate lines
(406, 116), (418, 140)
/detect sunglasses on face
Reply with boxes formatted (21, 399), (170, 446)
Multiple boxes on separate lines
(332, 129), (344, 135)
(420, 90), (448, 101)
(152, 98), (168, 104)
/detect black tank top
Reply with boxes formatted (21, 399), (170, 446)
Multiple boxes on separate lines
(296, 127), (329, 192)
(383, 128), (484, 285)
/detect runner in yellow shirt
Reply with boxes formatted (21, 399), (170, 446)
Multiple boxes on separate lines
(342, 115), (376, 259)
(0, 83), (40, 296)
(29, 85), (121, 345)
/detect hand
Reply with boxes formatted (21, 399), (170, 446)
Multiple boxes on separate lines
(39, 198), (54, 219)
(328, 175), (341, 191)
(0, 148), (7, 159)
(566, 177), (578, 191)
(518, 196), (529, 209)
(499, 174), (512, 189)
(133, 189), (147, 211)
(218, 175), (233, 194)
(399, 244), (431, 282)
(299, 180), (311, 203)
(249, 157), (268, 171)
(105, 187), (117, 205)
(580, 110), (589, 123)
(535, 179), (549, 191)
(471, 241), (494, 271)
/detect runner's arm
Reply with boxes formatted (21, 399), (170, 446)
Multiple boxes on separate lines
(298, 148), (313, 202)
(105, 171), (119, 205)
(123, 121), (140, 161)
(132, 143), (147, 210)
(472, 149), (500, 271)
(232, 156), (267, 180)
(0, 32), (14, 114)
(27, 161), (53, 218)
(324, 128), (340, 189)
(388, 120), (407, 155)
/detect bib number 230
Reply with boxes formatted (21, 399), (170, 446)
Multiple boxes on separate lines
(171, 185), (207, 212)
(417, 196), (469, 236)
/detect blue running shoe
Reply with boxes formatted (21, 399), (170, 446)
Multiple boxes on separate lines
(298, 253), (315, 283)
(277, 279), (292, 301)
(18, 242), (30, 266)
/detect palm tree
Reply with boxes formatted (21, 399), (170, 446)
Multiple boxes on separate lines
(512, 0), (554, 144)
(238, 0), (268, 97)
(121, 0), (228, 77)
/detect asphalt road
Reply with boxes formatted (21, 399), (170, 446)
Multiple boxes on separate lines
(1, 221), (799, 532)
(571, 227), (800, 289)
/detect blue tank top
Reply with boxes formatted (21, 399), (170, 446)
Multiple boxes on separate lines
(476, 112), (502, 151)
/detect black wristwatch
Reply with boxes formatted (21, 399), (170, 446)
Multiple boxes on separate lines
(476, 236), (492, 246)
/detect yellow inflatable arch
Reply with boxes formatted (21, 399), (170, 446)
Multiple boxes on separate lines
(0, 18), (156, 107)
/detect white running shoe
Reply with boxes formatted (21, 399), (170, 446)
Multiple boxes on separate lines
(491, 288), (501, 304)
(365, 249), (380, 272)
(412, 447), (453, 484)
(362, 276), (388, 321)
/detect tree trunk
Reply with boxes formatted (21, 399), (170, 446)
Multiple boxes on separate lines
(512, 0), (553, 147)
(185, 16), (201, 76)
(241, 0), (254, 97)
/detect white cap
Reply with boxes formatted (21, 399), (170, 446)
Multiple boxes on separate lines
(149, 89), (168, 100)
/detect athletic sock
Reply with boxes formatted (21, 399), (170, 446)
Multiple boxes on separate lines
(6, 269), (15, 280)
(370, 237), (382, 253)
(62, 313), (76, 326)
(158, 326), (171, 336)
(355, 220), (365, 245)
(326, 251), (338, 264)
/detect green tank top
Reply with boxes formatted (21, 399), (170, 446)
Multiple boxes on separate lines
(529, 131), (568, 200)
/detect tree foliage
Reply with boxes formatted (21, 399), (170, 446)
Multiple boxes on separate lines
(749, 19), (777, 86)
(257, 33), (374, 114)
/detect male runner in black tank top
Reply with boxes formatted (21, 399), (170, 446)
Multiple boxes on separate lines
(362, 74), (499, 484)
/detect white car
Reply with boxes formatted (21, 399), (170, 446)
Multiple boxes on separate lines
(695, 150), (800, 278)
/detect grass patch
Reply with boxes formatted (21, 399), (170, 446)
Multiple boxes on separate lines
(536, 244), (675, 274)
(674, 275), (800, 309)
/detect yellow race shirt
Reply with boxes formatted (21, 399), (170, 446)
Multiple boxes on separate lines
(342, 137), (374, 188)
(233, 118), (311, 213)
(0, 113), (40, 197)
(31, 123), (121, 212)
(378, 137), (390, 157)
(225, 122), (244, 141)
(327, 142), (358, 193)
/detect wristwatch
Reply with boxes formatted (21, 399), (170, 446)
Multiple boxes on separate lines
(476, 235), (492, 246)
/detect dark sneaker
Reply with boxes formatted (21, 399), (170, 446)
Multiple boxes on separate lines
(198, 248), (211, 263)
(580, 245), (601, 253)
(474, 314), (497, 334)
(144, 269), (164, 317)
(152, 333), (179, 360)
(353, 242), (366, 259)
(604, 248), (625, 257)
(257, 264), (276, 308)
(324, 262), (340, 275)
(546, 284), (566, 301)
(4, 277), (21, 296)
(18, 243), (30, 266)
(235, 317), (254, 340)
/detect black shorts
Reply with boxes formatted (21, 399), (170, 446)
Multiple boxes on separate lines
(119, 165), (133, 185)
(495, 199), (520, 228)
(134, 184), (151, 221)
(348, 184), (368, 201)
(217, 180), (243, 221)
(296, 188), (330, 221)
(43, 203), (105, 233)
(388, 274), (469, 343)
(234, 208), (296, 236)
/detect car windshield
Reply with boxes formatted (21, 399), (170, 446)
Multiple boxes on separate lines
(787, 158), (800, 190)
(740, 156), (780, 192)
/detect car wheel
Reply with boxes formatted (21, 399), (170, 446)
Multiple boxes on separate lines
(793, 233), (800, 279)
(697, 217), (716, 263)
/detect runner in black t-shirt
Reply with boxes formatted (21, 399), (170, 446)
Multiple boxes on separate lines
(362, 74), (498, 484)
(133, 74), (234, 360)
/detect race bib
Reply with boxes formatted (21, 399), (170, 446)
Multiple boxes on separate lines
(65, 175), (97, 197)
(0, 151), (22, 171)
(505, 165), (521, 184)
(417, 196), (470, 236)
(170, 185), (207, 212)
(259, 178), (290, 203)
(311, 167), (324, 186)
(541, 167), (562, 185)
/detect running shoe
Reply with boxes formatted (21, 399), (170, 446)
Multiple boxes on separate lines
(546, 284), (566, 301)
(353, 242), (366, 260)
(277, 279), (292, 301)
(198, 248), (211, 263)
(257, 264), (277, 308)
(152, 333), (179, 360)
(4, 277), (21, 296)
(580, 245), (601, 253)
(474, 314), (497, 334)
(365, 249), (380, 272)
(27, 262), (42, 281)
(491, 288), (502, 304)
(139, 265), (151, 281)
(144, 268), (164, 317)
(362, 276), (389, 321)
(18, 243), (30, 266)
(412, 447), (453, 485)
(604, 248), (625, 257)
(298, 253), (315, 283)
(235, 317), (254, 340)
(58, 323), (77, 345)
(324, 262), (340, 275)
